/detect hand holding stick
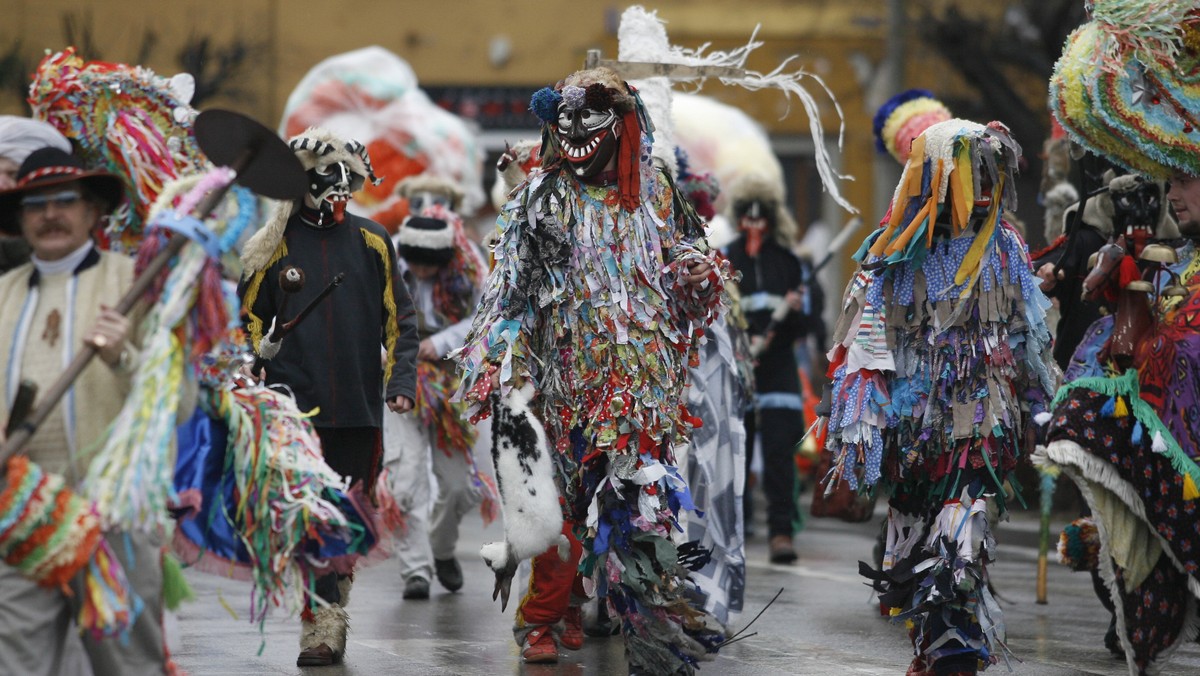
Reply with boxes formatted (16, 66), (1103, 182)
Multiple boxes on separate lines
(248, 272), (346, 380)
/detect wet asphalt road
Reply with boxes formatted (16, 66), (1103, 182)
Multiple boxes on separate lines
(172, 502), (1200, 675)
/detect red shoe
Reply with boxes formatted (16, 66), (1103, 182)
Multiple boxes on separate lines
(522, 626), (558, 663)
(905, 656), (932, 676)
(561, 606), (584, 650)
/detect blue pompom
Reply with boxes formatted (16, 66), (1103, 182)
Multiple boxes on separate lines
(529, 87), (562, 124)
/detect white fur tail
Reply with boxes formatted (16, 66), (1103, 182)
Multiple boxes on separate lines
(481, 387), (564, 570)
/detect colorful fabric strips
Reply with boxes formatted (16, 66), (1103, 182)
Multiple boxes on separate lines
(0, 455), (134, 638)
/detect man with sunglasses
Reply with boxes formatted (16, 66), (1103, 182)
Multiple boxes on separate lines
(0, 147), (177, 675)
(0, 117), (74, 274)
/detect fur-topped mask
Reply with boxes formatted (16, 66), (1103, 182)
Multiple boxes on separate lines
(530, 69), (633, 180)
(395, 174), (465, 215)
(288, 127), (381, 225)
(725, 172), (800, 255)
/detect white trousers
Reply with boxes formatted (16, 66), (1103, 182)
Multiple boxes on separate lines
(383, 412), (494, 582)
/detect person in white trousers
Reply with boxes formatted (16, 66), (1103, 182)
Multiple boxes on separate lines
(382, 179), (497, 599)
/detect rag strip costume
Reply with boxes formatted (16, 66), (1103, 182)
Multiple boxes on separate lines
(824, 119), (1058, 675)
(454, 67), (728, 674)
(724, 171), (823, 551)
(384, 179), (498, 593)
(238, 127), (418, 665)
(1041, 3), (1200, 673)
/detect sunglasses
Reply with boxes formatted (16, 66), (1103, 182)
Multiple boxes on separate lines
(20, 190), (84, 214)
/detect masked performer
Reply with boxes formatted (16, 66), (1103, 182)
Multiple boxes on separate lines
(824, 119), (1058, 676)
(238, 128), (418, 667)
(1040, 3), (1200, 673)
(454, 67), (727, 674)
(384, 175), (493, 600)
(725, 172), (824, 563)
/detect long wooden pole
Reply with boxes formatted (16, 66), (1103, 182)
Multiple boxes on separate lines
(0, 149), (252, 463)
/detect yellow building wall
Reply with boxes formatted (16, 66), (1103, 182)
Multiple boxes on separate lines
(0, 0), (1044, 243)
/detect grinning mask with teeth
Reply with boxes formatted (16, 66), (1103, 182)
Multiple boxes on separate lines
(556, 92), (621, 180)
(305, 160), (353, 225)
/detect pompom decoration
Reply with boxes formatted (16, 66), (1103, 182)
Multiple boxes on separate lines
(530, 87), (563, 124)
(1057, 516), (1101, 571)
(561, 85), (587, 111)
(585, 83), (616, 111)
(872, 89), (953, 163)
(0, 456), (134, 639)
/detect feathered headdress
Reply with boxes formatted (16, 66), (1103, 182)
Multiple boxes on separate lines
(872, 89), (953, 164)
(1050, 1), (1200, 178)
(605, 6), (856, 214)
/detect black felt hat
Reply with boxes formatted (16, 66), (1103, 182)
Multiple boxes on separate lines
(395, 216), (455, 266)
(0, 147), (125, 233)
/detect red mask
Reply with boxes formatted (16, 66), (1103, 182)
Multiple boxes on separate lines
(740, 217), (768, 257)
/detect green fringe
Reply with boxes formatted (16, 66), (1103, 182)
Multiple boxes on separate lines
(1052, 370), (1200, 487)
(162, 552), (195, 610)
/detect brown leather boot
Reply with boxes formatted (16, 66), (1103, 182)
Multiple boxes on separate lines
(298, 604), (348, 667)
(296, 644), (337, 667)
(769, 535), (798, 563)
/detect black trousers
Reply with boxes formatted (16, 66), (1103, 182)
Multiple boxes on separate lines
(315, 425), (383, 497)
(743, 407), (804, 538)
(311, 426), (381, 607)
